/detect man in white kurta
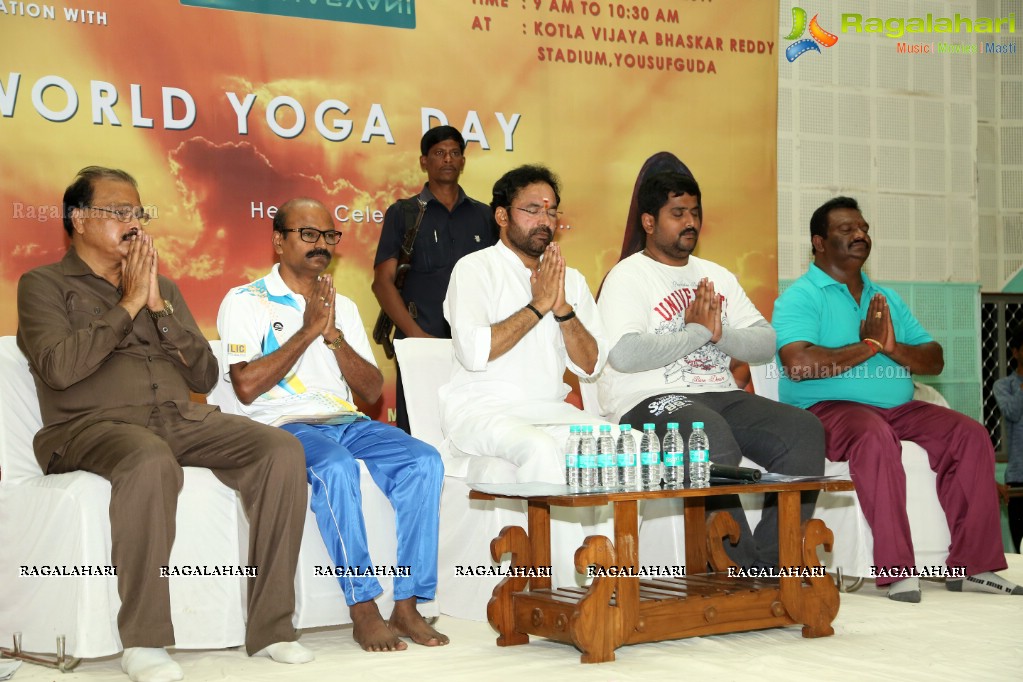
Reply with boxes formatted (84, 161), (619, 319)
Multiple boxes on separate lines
(440, 164), (609, 483)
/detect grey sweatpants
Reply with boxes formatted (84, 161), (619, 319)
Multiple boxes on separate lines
(620, 390), (825, 569)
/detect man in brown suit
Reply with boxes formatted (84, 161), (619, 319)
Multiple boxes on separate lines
(16, 167), (313, 682)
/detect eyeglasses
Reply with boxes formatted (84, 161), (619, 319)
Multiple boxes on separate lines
(279, 228), (342, 245)
(512, 205), (562, 221)
(428, 148), (463, 159)
(84, 206), (152, 226)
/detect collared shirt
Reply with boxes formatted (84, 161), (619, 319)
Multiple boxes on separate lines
(16, 248), (218, 469)
(994, 373), (1023, 483)
(597, 252), (769, 420)
(217, 264), (376, 425)
(440, 241), (608, 411)
(772, 263), (932, 409)
(373, 184), (496, 337)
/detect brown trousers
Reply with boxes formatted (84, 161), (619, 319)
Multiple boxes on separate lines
(52, 405), (307, 655)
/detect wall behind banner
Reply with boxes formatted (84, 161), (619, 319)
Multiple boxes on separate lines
(0, 0), (779, 421)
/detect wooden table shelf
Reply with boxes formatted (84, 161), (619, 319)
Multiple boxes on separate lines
(471, 479), (856, 663)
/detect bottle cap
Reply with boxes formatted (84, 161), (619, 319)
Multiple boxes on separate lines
(692, 421), (704, 429)
(620, 424), (631, 431)
(582, 425), (593, 433)
(571, 425), (580, 433)
(667, 422), (679, 429)
(599, 424), (612, 432)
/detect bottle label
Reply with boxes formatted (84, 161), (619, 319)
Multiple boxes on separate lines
(663, 451), (678, 467)
(690, 449), (709, 463)
(597, 453), (611, 468)
(579, 454), (595, 469)
(641, 451), (659, 465)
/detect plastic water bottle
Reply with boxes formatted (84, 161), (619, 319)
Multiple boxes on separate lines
(565, 425), (581, 488)
(640, 423), (661, 488)
(688, 421), (710, 487)
(596, 424), (617, 490)
(662, 422), (683, 487)
(616, 424), (638, 489)
(579, 425), (598, 490)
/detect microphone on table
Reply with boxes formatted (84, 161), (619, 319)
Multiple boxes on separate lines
(709, 464), (762, 482)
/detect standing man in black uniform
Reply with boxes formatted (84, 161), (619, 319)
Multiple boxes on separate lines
(372, 126), (496, 432)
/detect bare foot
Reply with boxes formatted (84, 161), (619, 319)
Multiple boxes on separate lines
(388, 597), (449, 647)
(350, 600), (407, 652)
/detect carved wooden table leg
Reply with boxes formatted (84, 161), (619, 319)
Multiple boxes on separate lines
(798, 518), (839, 638)
(683, 496), (708, 574)
(486, 526), (531, 646)
(527, 500), (552, 590)
(777, 491), (839, 638)
(571, 535), (620, 663)
(612, 499), (639, 639)
(706, 510), (741, 573)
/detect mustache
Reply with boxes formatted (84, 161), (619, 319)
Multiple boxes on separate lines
(121, 228), (140, 241)
(530, 227), (553, 240)
(306, 249), (332, 260)
(681, 228), (698, 238)
(851, 239), (869, 246)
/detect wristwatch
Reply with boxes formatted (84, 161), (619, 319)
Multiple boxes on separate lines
(148, 300), (174, 319)
(324, 331), (345, 350)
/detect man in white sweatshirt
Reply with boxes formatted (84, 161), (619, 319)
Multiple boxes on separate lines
(597, 170), (825, 569)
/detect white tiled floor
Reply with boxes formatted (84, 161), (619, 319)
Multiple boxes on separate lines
(7, 554), (1023, 682)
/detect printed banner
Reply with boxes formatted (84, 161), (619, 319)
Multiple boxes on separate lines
(179, 0), (418, 29)
(0, 0), (779, 421)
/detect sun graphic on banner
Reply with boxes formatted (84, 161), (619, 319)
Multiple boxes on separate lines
(783, 7), (839, 62)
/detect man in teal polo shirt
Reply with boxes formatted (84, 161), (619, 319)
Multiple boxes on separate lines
(773, 196), (1019, 603)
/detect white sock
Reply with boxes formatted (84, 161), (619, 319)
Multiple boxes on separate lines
(886, 577), (921, 603)
(947, 571), (1023, 595)
(120, 647), (183, 682)
(255, 641), (315, 664)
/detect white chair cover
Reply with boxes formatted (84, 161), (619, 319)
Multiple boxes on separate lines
(0, 336), (246, 658)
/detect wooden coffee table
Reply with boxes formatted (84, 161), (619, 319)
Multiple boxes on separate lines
(469, 479), (856, 663)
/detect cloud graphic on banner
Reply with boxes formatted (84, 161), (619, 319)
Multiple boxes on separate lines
(784, 7), (839, 62)
(165, 137), (397, 329)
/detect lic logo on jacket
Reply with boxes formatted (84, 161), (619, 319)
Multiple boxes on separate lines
(784, 7), (839, 62)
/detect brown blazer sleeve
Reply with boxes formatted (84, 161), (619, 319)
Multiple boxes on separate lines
(16, 267), (133, 391)
(151, 276), (219, 394)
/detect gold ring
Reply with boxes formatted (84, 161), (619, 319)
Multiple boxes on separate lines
(320, 296), (327, 301)
(874, 312), (882, 319)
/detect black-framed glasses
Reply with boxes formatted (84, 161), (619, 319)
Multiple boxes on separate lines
(84, 205), (152, 226)
(280, 227), (342, 245)
(512, 205), (561, 221)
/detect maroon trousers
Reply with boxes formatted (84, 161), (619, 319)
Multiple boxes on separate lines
(809, 400), (1006, 586)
